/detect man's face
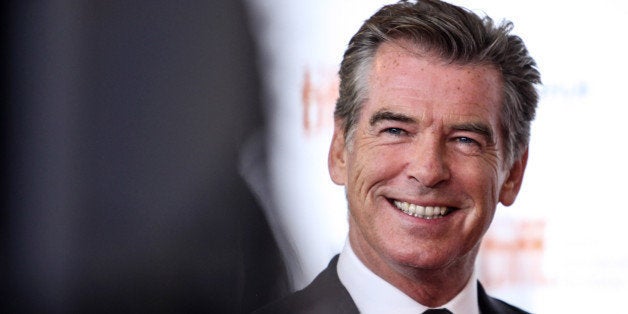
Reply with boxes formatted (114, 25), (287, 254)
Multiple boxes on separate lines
(329, 40), (527, 273)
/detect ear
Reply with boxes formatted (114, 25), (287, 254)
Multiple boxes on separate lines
(499, 148), (528, 206)
(328, 120), (348, 186)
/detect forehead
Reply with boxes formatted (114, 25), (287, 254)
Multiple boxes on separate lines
(365, 40), (504, 123)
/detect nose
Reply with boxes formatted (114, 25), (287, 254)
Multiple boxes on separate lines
(407, 138), (450, 188)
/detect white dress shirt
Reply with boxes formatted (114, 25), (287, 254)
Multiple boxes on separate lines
(337, 240), (480, 314)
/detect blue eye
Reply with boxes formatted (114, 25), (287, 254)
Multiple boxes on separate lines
(455, 137), (486, 151)
(456, 137), (479, 145)
(452, 136), (484, 155)
(384, 128), (405, 135)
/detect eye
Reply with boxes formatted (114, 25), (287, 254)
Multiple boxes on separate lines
(452, 136), (484, 155)
(456, 136), (479, 145)
(383, 127), (407, 136)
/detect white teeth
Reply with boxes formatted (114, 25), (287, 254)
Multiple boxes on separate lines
(393, 201), (450, 219)
(425, 206), (434, 216)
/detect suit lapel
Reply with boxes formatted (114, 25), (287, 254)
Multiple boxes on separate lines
(477, 281), (530, 314)
(307, 255), (360, 313)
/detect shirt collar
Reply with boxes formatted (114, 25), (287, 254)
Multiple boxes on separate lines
(337, 240), (479, 314)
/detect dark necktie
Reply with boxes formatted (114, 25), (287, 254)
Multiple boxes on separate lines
(423, 309), (452, 314)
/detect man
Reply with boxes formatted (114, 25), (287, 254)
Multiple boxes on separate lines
(256, 0), (540, 313)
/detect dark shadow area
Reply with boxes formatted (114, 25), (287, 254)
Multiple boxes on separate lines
(2, 1), (288, 313)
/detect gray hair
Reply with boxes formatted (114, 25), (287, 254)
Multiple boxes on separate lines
(334, 0), (541, 164)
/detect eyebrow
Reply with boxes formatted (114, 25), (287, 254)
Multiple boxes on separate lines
(369, 110), (416, 126)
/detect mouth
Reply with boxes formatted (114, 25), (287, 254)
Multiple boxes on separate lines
(392, 199), (455, 220)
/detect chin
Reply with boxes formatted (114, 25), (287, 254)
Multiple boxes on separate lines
(384, 240), (471, 272)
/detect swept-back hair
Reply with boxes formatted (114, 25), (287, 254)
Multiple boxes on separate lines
(335, 0), (541, 163)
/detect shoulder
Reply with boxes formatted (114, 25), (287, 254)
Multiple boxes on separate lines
(253, 255), (358, 314)
(477, 282), (531, 314)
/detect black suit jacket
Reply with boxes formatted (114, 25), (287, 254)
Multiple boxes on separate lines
(255, 255), (530, 314)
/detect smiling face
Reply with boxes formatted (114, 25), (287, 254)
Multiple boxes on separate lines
(329, 40), (527, 280)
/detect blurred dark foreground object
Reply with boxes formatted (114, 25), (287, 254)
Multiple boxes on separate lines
(1, 1), (288, 313)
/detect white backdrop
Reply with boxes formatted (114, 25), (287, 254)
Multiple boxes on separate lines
(247, 1), (628, 312)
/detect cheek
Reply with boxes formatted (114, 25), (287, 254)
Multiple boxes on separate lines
(349, 145), (405, 182)
(345, 145), (407, 203)
(451, 159), (501, 206)
(455, 165), (500, 240)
